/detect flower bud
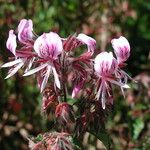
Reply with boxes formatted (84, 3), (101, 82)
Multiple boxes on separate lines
(18, 19), (33, 43)
(34, 32), (63, 60)
(111, 36), (130, 63)
(41, 86), (58, 115)
(6, 30), (17, 56)
(63, 34), (82, 52)
(55, 102), (75, 126)
(94, 52), (118, 76)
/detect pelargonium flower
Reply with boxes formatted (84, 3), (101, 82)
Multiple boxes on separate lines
(94, 50), (131, 109)
(24, 32), (63, 92)
(111, 36), (130, 63)
(94, 52), (118, 109)
(18, 19), (33, 43)
(1, 20), (35, 79)
(111, 36), (132, 97)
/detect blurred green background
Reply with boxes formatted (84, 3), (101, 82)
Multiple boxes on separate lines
(0, 0), (150, 149)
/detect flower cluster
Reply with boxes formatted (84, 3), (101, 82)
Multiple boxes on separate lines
(2, 19), (132, 149)
(2, 19), (131, 110)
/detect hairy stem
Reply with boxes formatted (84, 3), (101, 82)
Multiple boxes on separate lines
(61, 51), (67, 102)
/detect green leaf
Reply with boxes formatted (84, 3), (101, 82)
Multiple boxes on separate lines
(88, 128), (111, 150)
(133, 118), (144, 140)
(35, 134), (43, 142)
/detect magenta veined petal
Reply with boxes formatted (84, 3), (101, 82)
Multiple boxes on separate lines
(6, 30), (17, 56)
(94, 52), (118, 76)
(111, 36), (130, 63)
(34, 32), (63, 60)
(77, 33), (96, 52)
(18, 19), (33, 43)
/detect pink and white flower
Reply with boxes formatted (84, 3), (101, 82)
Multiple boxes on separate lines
(94, 52), (118, 109)
(2, 30), (27, 79)
(2, 18), (133, 112)
(111, 36), (130, 63)
(24, 32), (63, 91)
(111, 36), (132, 97)
(1, 19), (35, 79)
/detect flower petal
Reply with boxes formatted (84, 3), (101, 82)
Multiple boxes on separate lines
(23, 63), (48, 76)
(122, 84), (130, 88)
(52, 66), (60, 89)
(101, 87), (106, 109)
(5, 62), (24, 79)
(77, 33), (96, 52)
(6, 30), (17, 56)
(40, 66), (51, 92)
(106, 78), (124, 87)
(18, 19), (33, 43)
(1, 58), (23, 68)
(34, 32), (63, 59)
(24, 57), (35, 73)
(94, 52), (118, 76)
(111, 36), (130, 63)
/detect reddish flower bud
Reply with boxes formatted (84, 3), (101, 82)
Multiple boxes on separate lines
(63, 34), (82, 52)
(55, 102), (75, 126)
(41, 86), (58, 115)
